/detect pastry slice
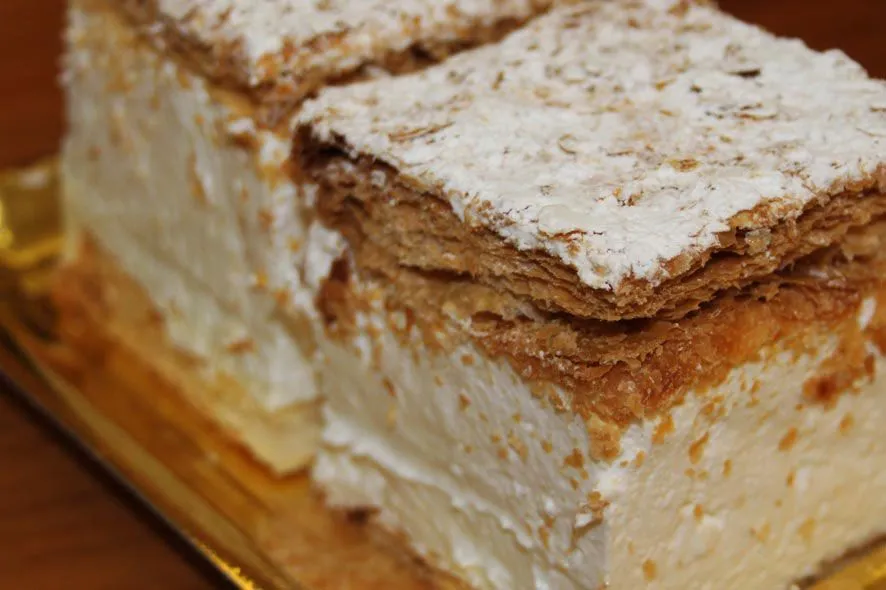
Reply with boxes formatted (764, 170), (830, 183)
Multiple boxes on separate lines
(296, 1), (886, 587)
(60, 0), (553, 473)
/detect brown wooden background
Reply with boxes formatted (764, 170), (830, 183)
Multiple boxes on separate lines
(1, 0), (884, 587)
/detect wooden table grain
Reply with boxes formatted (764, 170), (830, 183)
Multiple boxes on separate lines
(0, 0), (883, 588)
(0, 390), (228, 589)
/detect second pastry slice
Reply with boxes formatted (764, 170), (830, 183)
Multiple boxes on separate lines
(296, 1), (886, 588)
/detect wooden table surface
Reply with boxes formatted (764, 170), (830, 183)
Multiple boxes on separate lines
(0, 0), (884, 588)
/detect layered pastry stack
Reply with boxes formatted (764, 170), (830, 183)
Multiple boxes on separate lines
(61, 0), (886, 589)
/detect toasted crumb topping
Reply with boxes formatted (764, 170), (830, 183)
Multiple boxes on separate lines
(752, 522), (771, 543)
(688, 431), (710, 464)
(653, 415), (676, 444)
(839, 414), (855, 434)
(563, 448), (585, 469)
(803, 329), (876, 408)
(507, 432), (528, 460)
(778, 428), (799, 452)
(642, 559), (658, 581)
(225, 337), (256, 354)
(798, 518), (816, 543)
(693, 504), (704, 522)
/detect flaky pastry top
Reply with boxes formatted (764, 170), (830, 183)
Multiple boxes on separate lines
(299, 0), (886, 292)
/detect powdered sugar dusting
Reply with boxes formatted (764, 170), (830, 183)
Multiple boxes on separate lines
(151, 0), (551, 87)
(299, 0), (886, 292)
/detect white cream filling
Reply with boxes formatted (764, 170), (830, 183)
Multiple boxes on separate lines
(316, 285), (886, 590)
(315, 296), (600, 589)
(605, 344), (886, 589)
(63, 6), (325, 412)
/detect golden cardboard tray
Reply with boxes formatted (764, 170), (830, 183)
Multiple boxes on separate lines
(0, 159), (885, 590)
